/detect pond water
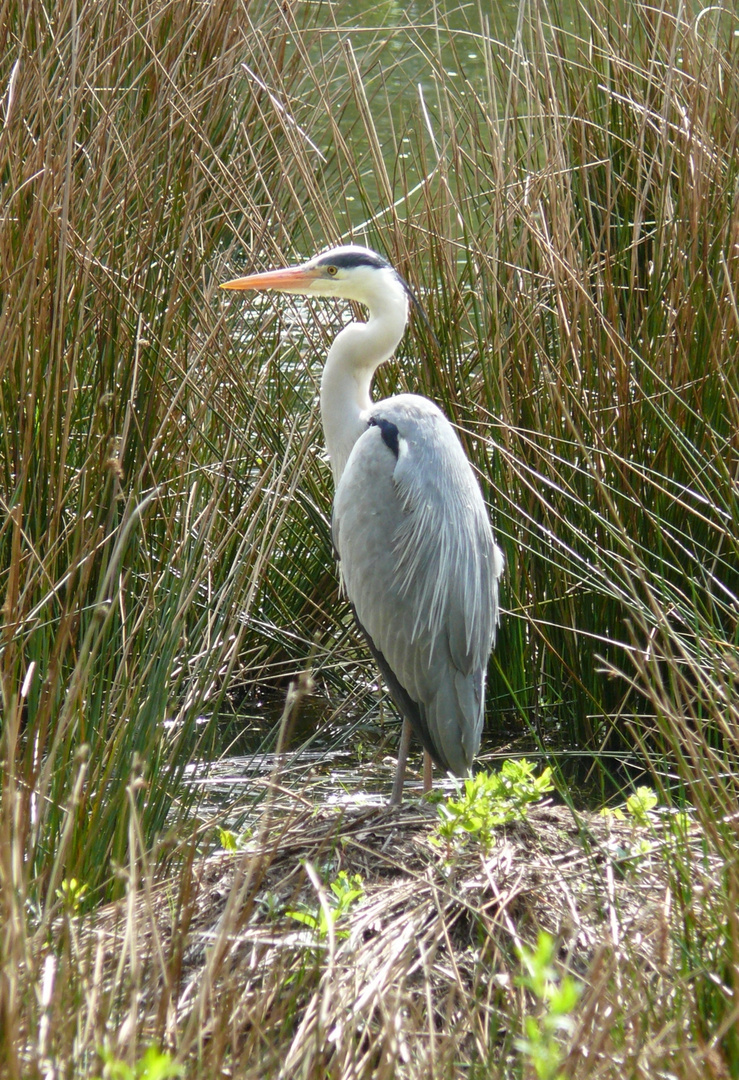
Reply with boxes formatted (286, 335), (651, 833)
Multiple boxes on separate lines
(187, 686), (649, 827)
(278, 0), (582, 235)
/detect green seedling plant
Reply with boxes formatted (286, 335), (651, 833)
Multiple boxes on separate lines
(625, 787), (659, 825)
(218, 821), (258, 852)
(600, 786), (658, 824)
(288, 870), (365, 942)
(436, 760), (554, 853)
(219, 827), (239, 852)
(258, 889), (286, 922)
(515, 932), (583, 1080)
(56, 878), (89, 914)
(94, 1045), (183, 1080)
(600, 786), (661, 862)
(602, 787), (693, 868)
(218, 826), (255, 852)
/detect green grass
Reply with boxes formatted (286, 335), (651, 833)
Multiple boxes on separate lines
(1, 0), (738, 1074)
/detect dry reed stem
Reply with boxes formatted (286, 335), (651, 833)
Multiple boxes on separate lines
(42, 792), (709, 1076)
(2, 0), (738, 1073)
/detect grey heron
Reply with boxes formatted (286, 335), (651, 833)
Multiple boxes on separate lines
(221, 245), (503, 804)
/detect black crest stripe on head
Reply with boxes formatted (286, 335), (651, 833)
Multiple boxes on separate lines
(315, 250), (390, 271)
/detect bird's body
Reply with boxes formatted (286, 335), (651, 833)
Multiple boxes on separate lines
(222, 245), (503, 801)
(334, 393), (498, 776)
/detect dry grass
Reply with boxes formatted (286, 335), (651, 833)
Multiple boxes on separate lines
(39, 776), (713, 1079)
(1, 0), (738, 1075)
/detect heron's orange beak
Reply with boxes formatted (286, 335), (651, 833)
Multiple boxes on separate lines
(220, 265), (321, 293)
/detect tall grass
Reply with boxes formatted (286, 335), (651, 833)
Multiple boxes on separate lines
(1, 0), (738, 1074)
(0, 0), (327, 928)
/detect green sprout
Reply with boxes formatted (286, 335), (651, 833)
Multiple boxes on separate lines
(625, 786), (658, 825)
(94, 1044), (182, 1080)
(218, 827), (238, 851)
(288, 870), (365, 941)
(600, 785), (659, 824)
(56, 877), (89, 913)
(218, 826), (253, 851)
(515, 932), (583, 1080)
(436, 760), (554, 853)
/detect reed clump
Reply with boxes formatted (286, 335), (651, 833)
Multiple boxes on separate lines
(1, 0), (737, 1075)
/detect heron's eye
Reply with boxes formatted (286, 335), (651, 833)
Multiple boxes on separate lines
(326, 265), (338, 277)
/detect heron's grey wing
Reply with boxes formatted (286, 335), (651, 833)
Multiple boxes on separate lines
(332, 396), (503, 775)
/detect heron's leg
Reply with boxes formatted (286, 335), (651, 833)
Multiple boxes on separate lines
(422, 751), (433, 794)
(390, 718), (412, 806)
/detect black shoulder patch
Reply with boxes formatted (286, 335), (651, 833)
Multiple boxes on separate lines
(368, 415), (400, 458)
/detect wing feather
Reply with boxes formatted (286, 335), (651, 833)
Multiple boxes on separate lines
(332, 394), (503, 776)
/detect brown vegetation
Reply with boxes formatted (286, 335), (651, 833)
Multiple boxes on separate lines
(1, 0), (737, 1075)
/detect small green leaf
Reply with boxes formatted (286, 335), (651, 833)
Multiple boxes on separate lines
(218, 828), (238, 852)
(625, 786), (658, 824)
(286, 909), (319, 931)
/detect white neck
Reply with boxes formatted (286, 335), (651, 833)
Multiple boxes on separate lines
(320, 279), (408, 485)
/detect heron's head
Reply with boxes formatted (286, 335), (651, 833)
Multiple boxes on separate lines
(220, 245), (410, 313)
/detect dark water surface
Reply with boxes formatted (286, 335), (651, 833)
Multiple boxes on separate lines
(278, 0), (580, 236)
(187, 686), (648, 826)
